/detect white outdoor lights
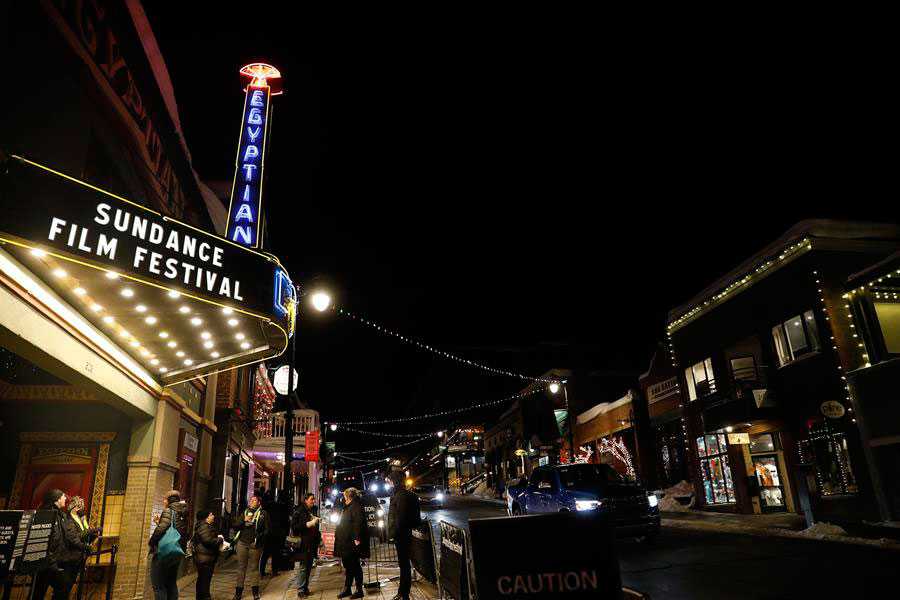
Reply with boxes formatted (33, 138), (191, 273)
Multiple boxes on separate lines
(311, 291), (332, 312)
(549, 382), (560, 394)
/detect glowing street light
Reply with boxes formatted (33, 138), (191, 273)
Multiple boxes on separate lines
(311, 291), (332, 312)
(330, 423), (338, 432)
(549, 382), (560, 394)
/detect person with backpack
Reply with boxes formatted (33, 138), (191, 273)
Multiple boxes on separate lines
(148, 490), (189, 600)
(231, 493), (269, 600)
(192, 510), (225, 600)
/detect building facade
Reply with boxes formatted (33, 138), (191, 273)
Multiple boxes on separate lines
(2, 3), (294, 600)
(666, 220), (899, 524)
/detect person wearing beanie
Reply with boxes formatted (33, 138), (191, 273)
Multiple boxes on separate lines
(33, 489), (88, 600)
(148, 490), (189, 600)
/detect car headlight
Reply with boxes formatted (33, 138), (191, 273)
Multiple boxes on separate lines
(575, 499), (602, 511)
(647, 494), (658, 508)
(370, 483), (378, 492)
(436, 492), (445, 502)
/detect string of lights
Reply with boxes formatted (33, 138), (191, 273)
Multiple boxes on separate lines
(331, 305), (556, 383)
(338, 425), (435, 438)
(335, 458), (391, 473)
(336, 435), (434, 455)
(335, 453), (389, 464)
(331, 385), (547, 425)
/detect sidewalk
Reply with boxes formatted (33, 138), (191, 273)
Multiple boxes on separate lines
(177, 555), (440, 600)
(661, 510), (900, 550)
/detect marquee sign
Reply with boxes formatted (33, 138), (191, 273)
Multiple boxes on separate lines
(0, 155), (293, 384)
(226, 64), (281, 248)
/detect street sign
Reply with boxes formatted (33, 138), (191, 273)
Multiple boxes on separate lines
(272, 365), (299, 395)
(305, 431), (320, 462)
(727, 433), (750, 445)
(469, 512), (621, 599)
(820, 400), (846, 419)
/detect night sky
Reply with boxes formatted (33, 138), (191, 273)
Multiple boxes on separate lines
(144, 8), (891, 449)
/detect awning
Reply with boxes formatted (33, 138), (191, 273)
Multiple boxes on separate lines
(0, 156), (294, 386)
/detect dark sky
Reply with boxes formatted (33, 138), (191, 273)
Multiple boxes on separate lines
(144, 8), (892, 449)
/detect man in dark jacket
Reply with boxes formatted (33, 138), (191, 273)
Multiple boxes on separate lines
(387, 473), (422, 600)
(291, 493), (321, 597)
(149, 490), (189, 600)
(232, 493), (269, 600)
(33, 489), (87, 600)
(193, 510), (223, 600)
(334, 488), (368, 599)
(259, 491), (289, 577)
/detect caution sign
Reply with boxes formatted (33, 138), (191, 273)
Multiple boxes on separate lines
(469, 512), (622, 599)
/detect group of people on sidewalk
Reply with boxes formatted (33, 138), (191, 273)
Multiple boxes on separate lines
(145, 489), (322, 600)
(332, 472), (421, 600)
(34, 471), (424, 600)
(32, 489), (101, 600)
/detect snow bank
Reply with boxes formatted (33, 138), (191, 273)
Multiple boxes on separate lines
(800, 522), (848, 539)
(657, 480), (694, 511)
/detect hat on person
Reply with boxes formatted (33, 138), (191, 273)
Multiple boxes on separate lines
(43, 489), (65, 507)
(68, 496), (86, 513)
(165, 490), (181, 503)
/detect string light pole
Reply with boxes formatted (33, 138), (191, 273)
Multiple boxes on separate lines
(282, 287), (332, 503)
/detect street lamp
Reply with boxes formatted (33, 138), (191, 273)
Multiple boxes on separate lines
(330, 423), (338, 432)
(311, 291), (332, 312)
(549, 382), (560, 394)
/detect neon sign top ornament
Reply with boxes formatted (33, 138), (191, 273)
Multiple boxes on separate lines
(239, 63), (283, 95)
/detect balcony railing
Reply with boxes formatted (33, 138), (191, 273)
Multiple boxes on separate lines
(256, 411), (319, 440)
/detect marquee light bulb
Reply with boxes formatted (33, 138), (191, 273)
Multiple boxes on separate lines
(102, 316), (114, 324)
(167, 341), (177, 348)
(90, 303), (103, 312)
(167, 290), (180, 298)
(235, 333), (245, 340)
(210, 351), (220, 358)
(105, 271), (119, 280)
(135, 304), (147, 313)
(121, 288), (134, 297)
(74, 287), (87, 296)
(159, 367), (168, 373)
(145, 316), (157, 325)
(30, 248), (47, 257)
(53, 268), (67, 278)
(150, 358), (159, 365)
(129, 340), (140, 348)
(201, 331), (211, 339)
(240, 341), (250, 350)
(227, 318), (239, 327)
(179, 306), (190, 314)
(184, 359), (194, 366)
(159, 331), (169, 338)
(222, 307), (233, 315)
(176, 351), (185, 357)
(204, 341), (214, 349)
(190, 317), (202, 326)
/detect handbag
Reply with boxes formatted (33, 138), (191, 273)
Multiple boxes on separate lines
(283, 534), (305, 562)
(157, 509), (186, 565)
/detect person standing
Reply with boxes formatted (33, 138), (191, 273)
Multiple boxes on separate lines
(334, 488), (368, 599)
(32, 489), (87, 600)
(232, 493), (269, 600)
(192, 510), (224, 600)
(63, 496), (100, 595)
(291, 493), (321, 597)
(259, 491), (288, 577)
(387, 473), (421, 600)
(148, 490), (189, 600)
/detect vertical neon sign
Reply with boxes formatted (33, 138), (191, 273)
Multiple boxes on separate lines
(226, 63), (282, 248)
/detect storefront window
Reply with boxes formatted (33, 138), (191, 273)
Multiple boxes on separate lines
(772, 310), (820, 367)
(696, 435), (735, 504)
(684, 357), (716, 401)
(798, 421), (858, 496)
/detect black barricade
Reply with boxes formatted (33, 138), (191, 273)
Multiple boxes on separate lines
(363, 497), (397, 588)
(438, 521), (470, 600)
(469, 512), (623, 599)
(409, 520), (436, 584)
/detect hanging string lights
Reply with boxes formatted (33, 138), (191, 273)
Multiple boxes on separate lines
(329, 304), (556, 383)
(337, 425), (440, 438)
(336, 435), (434, 455)
(331, 385), (548, 425)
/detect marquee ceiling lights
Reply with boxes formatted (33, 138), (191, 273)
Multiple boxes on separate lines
(0, 155), (295, 385)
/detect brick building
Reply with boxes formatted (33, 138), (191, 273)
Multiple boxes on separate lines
(1, 3), (294, 599)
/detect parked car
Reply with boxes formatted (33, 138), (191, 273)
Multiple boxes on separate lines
(506, 464), (660, 539)
(415, 484), (446, 505)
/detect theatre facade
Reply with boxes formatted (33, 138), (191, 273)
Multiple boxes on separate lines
(1, 2), (293, 600)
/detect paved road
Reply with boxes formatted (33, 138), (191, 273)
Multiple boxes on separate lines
(422, 495), (896, 599)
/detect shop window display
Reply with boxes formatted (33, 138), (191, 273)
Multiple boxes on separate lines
(696, 434), (735, 504)
(798, 421), (858, 496)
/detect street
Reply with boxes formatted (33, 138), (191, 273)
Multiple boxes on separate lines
(423, 496), (896, 599)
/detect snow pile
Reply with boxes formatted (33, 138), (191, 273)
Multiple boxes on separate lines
(657, 480), (694, 512)
(800, 522), (848, 539)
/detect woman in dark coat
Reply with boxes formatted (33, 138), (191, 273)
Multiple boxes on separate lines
(333, 488), (368, 599)
(192, 510), (223, 600)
